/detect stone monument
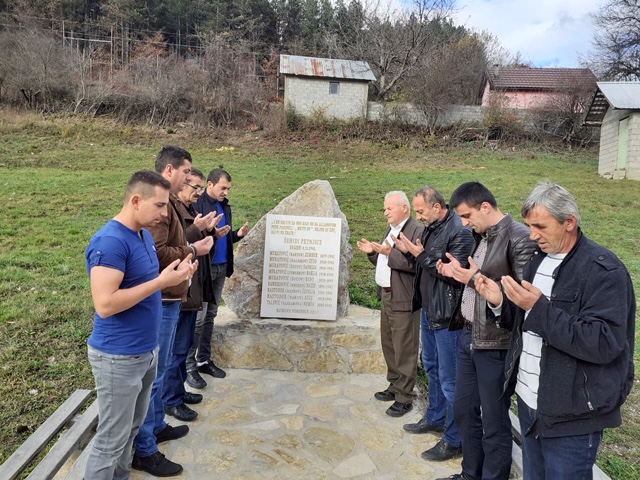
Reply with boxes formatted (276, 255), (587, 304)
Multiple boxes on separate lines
(222, 180), (352, 319)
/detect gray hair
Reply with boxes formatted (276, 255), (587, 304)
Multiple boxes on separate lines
(385, 191), (411, 210)
(521, 181), (581, 227)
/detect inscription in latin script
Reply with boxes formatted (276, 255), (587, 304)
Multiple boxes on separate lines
(261, 214), (341, 321)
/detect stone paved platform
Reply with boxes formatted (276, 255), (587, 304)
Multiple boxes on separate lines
(131, 368), (461, 479)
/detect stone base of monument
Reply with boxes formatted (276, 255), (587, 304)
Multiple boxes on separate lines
(211, 305), (386, 374)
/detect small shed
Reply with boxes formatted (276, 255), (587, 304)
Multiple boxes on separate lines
(482, 67), (597, 110)
(584, 82), (640, 180)
(280, 55), (375, 120)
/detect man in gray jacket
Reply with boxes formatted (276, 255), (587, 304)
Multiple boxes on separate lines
(357, 191), (423, 418)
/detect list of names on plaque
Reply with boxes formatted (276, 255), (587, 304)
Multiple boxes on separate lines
(261, 214), (341, 320)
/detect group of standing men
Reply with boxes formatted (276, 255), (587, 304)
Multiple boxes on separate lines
(84, 146), (248, 479)
(359, 181), (635, 480)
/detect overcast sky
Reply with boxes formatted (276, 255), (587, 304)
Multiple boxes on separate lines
(450, 0), (607, 67)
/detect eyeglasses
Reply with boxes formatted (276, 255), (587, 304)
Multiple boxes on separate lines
(186, 183), (205, 192)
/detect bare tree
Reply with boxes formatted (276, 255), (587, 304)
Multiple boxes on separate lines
(405, 33), (488, 132)
(331, 0), (455, 100)
(589, 0), (640, 80)
(530, 73), (598, 144)
(0, 29), (75, 111)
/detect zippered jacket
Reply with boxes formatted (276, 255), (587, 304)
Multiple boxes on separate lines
(501, 230), (635, 437)
(454, 214), (536, 349)
(410, 208), (474, 329)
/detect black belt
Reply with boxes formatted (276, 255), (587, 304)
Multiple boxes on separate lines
(382, 287), (391, 293)
(464, 320), (473, 330)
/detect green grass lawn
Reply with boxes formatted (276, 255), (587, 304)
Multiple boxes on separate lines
(0, 113), (639, 478)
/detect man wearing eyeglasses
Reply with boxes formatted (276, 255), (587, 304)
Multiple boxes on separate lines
(187, 168), (249, 388)
(162, 168), (221, 422)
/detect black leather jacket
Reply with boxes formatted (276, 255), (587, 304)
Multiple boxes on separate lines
(411, 208), (474, 329)
(454, 214), (537, 349)
(501, 230), (636, 438)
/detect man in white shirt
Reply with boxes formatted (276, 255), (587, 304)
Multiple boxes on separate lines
(357, 191), (424, 417)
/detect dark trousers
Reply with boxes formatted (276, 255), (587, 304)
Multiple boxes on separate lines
(518, 396), (601, 480)
(454, 329), (512, 480)
(379, 290), (420, 403)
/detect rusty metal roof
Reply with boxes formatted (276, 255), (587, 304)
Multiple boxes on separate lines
(280, 55), (376, 81)
(584, 82), (640, 126)
(486, 67), (596, 91)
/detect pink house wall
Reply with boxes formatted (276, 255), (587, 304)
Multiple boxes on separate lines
(481, 81), (572, 110)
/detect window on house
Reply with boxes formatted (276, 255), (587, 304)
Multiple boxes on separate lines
(329, 81), (339, 95)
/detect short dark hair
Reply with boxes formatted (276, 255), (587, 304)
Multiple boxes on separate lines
(191, 167), (205, 181)
(450, 182), (498, 209)
(207, 168), (231, 185)
(414, 185), (446, 209)
(125, 170), (170, 202)
(155, 146), (192, 173)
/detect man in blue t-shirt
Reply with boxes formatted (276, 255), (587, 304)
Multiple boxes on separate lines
(84, 170), (196, 480)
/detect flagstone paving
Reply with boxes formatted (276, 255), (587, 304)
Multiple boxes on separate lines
(131, 368), (462, 479)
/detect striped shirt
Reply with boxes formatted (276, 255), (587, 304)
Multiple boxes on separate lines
(515, 253), (566, 410)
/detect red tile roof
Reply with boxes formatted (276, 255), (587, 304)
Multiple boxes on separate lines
(486, 67), (597, 91)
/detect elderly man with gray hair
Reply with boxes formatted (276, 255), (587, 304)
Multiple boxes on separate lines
(474, 181), (635, 480)
(357, 191), (424, 417)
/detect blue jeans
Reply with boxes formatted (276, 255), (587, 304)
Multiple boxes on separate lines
(517, 396), (602, 480)
(163, 310), (197, 408)
(186, 263), (226, 372)
(421, 309), (461, 446)
(454, 329), (512, 480)
(85, 346), (157, 480)
(134, 301), (181, 457)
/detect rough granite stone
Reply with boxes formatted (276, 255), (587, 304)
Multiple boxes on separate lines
(350, 350), (387, 374)
(237, 343), (294, 371)
(299, 347), (345, 373)
(223, 180), (352, 319)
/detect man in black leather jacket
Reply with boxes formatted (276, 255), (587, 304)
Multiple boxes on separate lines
(434, 182), (537, 480)
(474, 181), (635, 480)
(394, 185), (474, 462)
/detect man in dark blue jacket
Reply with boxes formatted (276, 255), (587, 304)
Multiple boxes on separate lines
(186, 168), (249, 388)
(474, 181), (635, 480)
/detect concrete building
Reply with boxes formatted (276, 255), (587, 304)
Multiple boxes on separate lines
(584, 82), (640, 180)
(280, 55), (375, 120)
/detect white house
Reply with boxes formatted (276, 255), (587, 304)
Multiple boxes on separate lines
(585, 82), (640, 180)
(280, 55), (375, 120)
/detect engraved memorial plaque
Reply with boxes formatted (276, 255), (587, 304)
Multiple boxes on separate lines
(261, 214), (341, 320)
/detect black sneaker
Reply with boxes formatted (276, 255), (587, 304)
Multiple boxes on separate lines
(403, 418), (445, 434)
(421, 439), (463, 461)
(183, 392), (203, 405)
(186, 370), (207, 389)
(374, 390), (395, 402)
(155, 424), (189, 444)
(198, 361), (226, 378)
(132, 451), (183, 477)
(165, 403), (198, 422)
(435, 474), (472, 480)
(385, 401), (413, 417)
